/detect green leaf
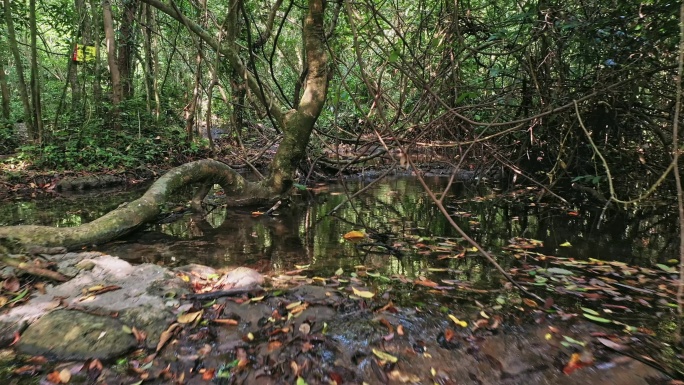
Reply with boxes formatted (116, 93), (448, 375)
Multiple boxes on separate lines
(580, 307), (599, 316)
(656, 264), (676, 273)
(583, 313), (611, 323)
(293, 183), (307, 191)
(296, 377), (309, 385)
(562, 335), (586, 346)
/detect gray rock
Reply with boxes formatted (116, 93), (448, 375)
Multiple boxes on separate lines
(0, 254), (190, 357)
(17, 309), (136, 360)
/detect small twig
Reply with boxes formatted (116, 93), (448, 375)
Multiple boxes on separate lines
(182, 285), (263, 301)
(1, 256), (68, 282)
(264, 200), (282, 215)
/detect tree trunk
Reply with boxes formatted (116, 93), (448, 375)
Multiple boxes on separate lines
(142, 3), (155, 113)
(103, 0), (122, 107)
(91, 0), (102, 111)
(184, 47), (202, 143)
(3, 0), (34, 140)
(0, 59), (10, 122)
(117, 0), (138, 99)
(29, 0), (43, 142)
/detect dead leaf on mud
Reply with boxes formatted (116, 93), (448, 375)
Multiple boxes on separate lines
(372, 348), (398, 363)
(155, 323), (182, 354)
(177, 310), (203, 324)
(213, 318), (239, 326)
(351, 286), (375, 299)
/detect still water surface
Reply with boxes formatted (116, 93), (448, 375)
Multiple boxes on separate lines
(0, 176), (676, 276)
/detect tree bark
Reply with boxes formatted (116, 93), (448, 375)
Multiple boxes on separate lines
(103, 0), (122, 107)
(3, 0), (34, 140)
(29, 0), (43, 142)
(117, 0), (138, 99)
(0, 59), (10, 122)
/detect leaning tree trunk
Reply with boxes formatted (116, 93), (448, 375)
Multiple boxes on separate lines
(0, 0), (329, 253)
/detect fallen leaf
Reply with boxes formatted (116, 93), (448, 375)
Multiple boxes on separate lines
(178, 310), (203, 324)
(352, 286), (375, 299)
(448, 314), (468, 328)
(372, 348), (398, 363)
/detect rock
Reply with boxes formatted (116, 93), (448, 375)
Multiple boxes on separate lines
(17, 310), (136, 360)
(0, 254), (190, 357)
(219, 267), (264, 289)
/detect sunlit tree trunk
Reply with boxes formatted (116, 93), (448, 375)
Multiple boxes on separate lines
(29, 0), (43, 142)
(3, 0), (34, 140)
(103, 0), (122, 107)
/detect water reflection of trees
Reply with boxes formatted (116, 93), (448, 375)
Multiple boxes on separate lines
(5, 177), (676, 277)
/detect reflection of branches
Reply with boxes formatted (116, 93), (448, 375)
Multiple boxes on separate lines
(574, 100), (675, 206)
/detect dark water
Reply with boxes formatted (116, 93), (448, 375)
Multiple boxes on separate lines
(0, 177), (677, 274)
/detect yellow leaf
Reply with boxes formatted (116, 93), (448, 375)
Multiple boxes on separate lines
(251, 211), (264, 217)
(448, 314), (468, 328)
(352, 286), (375, 299)
(286, 301), (302, 310)
(545, 333), (553, 340)
(343, 230), (366, 240)
(250, 296), (265, 302)
(372, 348), (398, 363)
(177, 310), (203, 324)
(59, 368), (71, 383)
(560, 241), (572, 247)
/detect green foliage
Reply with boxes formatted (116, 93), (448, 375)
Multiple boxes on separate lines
(15, 105), (207, 171)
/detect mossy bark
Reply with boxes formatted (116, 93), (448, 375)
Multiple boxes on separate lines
(0, 160), (278, 251)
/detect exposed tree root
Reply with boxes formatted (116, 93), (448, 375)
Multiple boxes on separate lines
(0, 159), (281, 252)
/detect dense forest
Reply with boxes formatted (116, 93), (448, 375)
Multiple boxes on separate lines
(0, 0), (679, 200)
(2, 1), (684, 383)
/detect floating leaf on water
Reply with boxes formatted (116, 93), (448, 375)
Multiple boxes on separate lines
(295, 264), (310, 269)
(559, 241), (572, 247)
(343, 230), (366, 240)
(580, 307), (599, 316)
(546, 267), (574, 275)
(562, 335), (586, 347)
(596, 337), (627, 351)
(656, 264), (676, 273)
(372, 348), (398, 363)
(523, 299), (538, 308)
(583, 313), (612, 323)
